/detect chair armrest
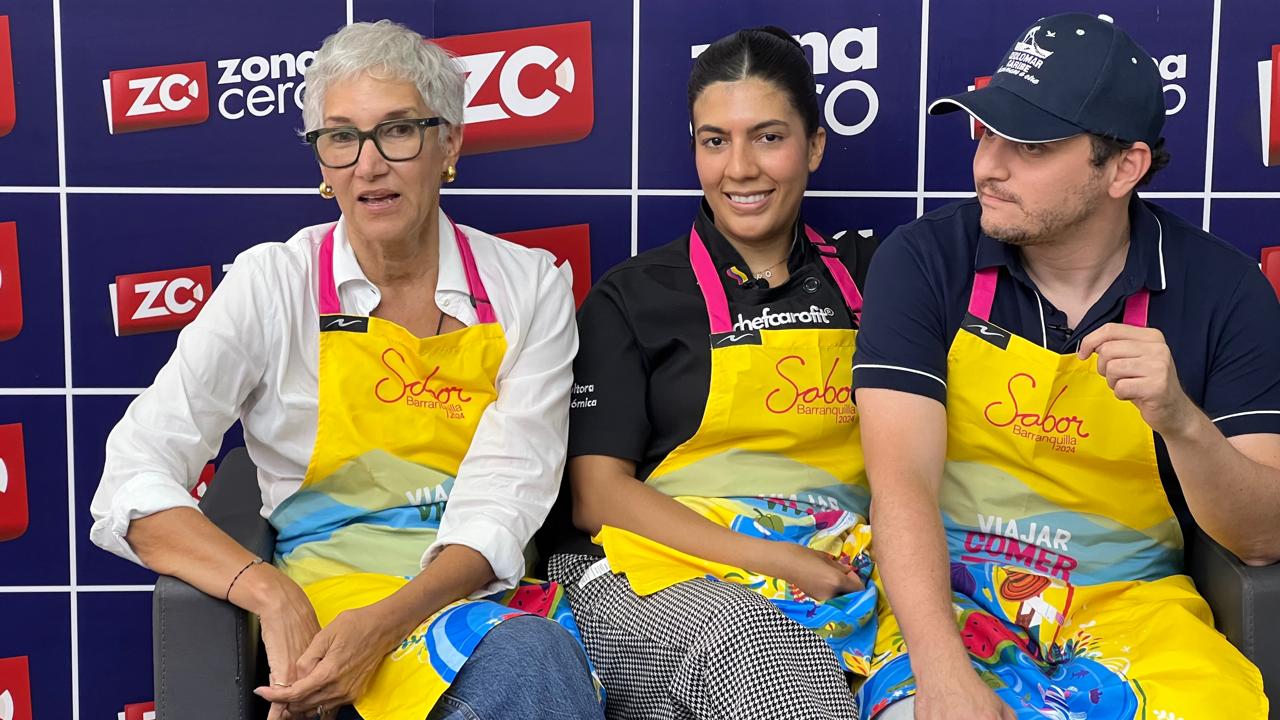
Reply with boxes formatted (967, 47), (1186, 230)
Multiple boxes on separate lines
(1186, 527), (1280, 709)
(154, 447), (275, 720)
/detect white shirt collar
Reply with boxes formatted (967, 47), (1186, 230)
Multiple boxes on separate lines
(330, 212), (471, 306)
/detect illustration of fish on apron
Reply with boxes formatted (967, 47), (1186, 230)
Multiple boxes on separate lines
(269, 220), (598, 720)
(594, 223), (879, 676)
(858, 266), (1266, 718)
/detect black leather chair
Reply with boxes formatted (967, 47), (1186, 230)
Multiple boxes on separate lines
(153, 447), (1280, 719)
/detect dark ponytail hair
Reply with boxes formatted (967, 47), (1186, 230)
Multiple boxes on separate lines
(687, 26), (820, 136)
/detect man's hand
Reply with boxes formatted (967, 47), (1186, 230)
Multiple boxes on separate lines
(255, 604), (400, 718)
(1078, 323), (1199, 438)
(765, 543), (864, 602)
(914, 667), (1017, 720)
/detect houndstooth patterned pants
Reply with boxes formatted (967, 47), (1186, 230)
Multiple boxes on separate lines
(548, 553), (858, 720)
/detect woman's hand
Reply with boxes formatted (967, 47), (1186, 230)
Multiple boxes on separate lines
(255, 604), (399, 718)
(228, 563), (322, 720)
(764, 543), (865, 602)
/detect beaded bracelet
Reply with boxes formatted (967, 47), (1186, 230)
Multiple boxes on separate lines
(225, 557), (264, 601)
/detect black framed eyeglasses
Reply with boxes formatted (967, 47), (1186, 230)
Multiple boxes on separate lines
(304, 117), (445, 169)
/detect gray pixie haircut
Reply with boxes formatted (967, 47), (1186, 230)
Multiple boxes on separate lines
(302, 20), (464, 147)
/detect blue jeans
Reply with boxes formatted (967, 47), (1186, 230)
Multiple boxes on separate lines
(338, 615), (602, 720)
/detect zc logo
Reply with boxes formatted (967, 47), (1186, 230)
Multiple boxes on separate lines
(495, 224), (591, 306)
(1260, 44), (1280, 167)
(103, 61), (209, 134)
(110, 265), (213, 336)
(435, 22), (595, 155)
(0, 222), (21, 341)
(0, 423), (27, 543)
(0, 16), (14, 137)
(0, 656), (31, 720)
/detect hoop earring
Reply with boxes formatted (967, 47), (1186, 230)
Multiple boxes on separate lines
(318, 182), (335, 199)
(441, 165), (457, 184)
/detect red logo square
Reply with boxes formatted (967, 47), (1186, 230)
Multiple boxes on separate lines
(497, 224), (592, 306)
(0, 222), (20, 341)
(0, 423), (27, 543)
(0, 656), (31, 720)
(104, 61), (210, 135)
(111, 265), (213, 336)
(437, 22), (595, 155)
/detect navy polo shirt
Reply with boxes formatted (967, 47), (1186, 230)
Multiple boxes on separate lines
(853, 197), (1280, 528)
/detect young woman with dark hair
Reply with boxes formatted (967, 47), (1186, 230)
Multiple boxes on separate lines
(543, 26), (880, 719)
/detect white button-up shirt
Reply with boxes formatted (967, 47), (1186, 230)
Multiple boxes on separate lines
(89, 213), (578, 595)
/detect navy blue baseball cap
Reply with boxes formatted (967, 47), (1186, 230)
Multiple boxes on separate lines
(929, 13), (1164, 145)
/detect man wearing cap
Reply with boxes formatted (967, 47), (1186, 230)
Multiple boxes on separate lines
(853, 13), (1276, 720)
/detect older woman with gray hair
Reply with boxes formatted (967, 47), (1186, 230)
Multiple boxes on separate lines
(89, 20), (601, 720)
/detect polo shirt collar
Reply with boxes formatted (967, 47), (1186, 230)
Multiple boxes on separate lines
(973, 195), (1167, 292)
(692, 199), (809, 286)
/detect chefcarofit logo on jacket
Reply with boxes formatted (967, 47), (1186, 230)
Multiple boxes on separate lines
(496, 224), (591, 307)
(0, 16), (15, 137)
(693, 25), (880, 137)
(733, 305), (835, 332)
(109, 265), (213, 336)
(435, 22), (594, 155)
(104, 49), (316, 134)
(0, 656), (32, 720)
(1260, 44), (1280, 167)
(0, 222), (21, 341)
(0, 423), (27, 543)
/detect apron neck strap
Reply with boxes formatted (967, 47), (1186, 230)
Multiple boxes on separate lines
(967, 266), (1152, 327)
(316, 220), (497, 324)
(804, 226), (864, 320)
(452, 221), (497, 324)
(318, 224), (342, 315)
(688, 223), (864, 334)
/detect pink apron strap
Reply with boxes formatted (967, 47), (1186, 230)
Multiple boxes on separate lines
(803, 226), (864, 320)
(969, 266), (1152, 328)
(452, 220), (497, 325)
(317, 224), (342, 315)
(968, 267), (999, 321)
(689, 227), (733, 334)
(1122, 288), (1150, 328)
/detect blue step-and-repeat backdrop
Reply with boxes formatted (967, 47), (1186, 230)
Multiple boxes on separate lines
(1, 0), (1279, 716)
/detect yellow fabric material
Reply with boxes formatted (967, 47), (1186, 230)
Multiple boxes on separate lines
(861, 320), (1266, 718)
(290, 313), (509, 720)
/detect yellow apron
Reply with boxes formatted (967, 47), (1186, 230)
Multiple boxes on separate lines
(595, 223), (879, 676)
(858, 267), (1267, 718)
(269, 221), (589, 720)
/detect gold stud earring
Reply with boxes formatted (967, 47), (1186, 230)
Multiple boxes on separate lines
(318, 181), (335, 199)
(442, 165), (457, 184)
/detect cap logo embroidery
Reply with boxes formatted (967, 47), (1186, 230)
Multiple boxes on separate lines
(1000, 26), (1054, 85)
(1013, 26), (1054, 60)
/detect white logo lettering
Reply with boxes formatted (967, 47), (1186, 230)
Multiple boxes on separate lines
(692, 27), (881, 137)
(213, 51), (313, 122)
(1, 689), (14, 720)
(732, 305), (836, 332)
(126, 74), (199, 116)
(457, 46), (575, 124)
(1157, 53), (1188, 116)
(131, 278), (206, 320)
(0, 457), (7, 493)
